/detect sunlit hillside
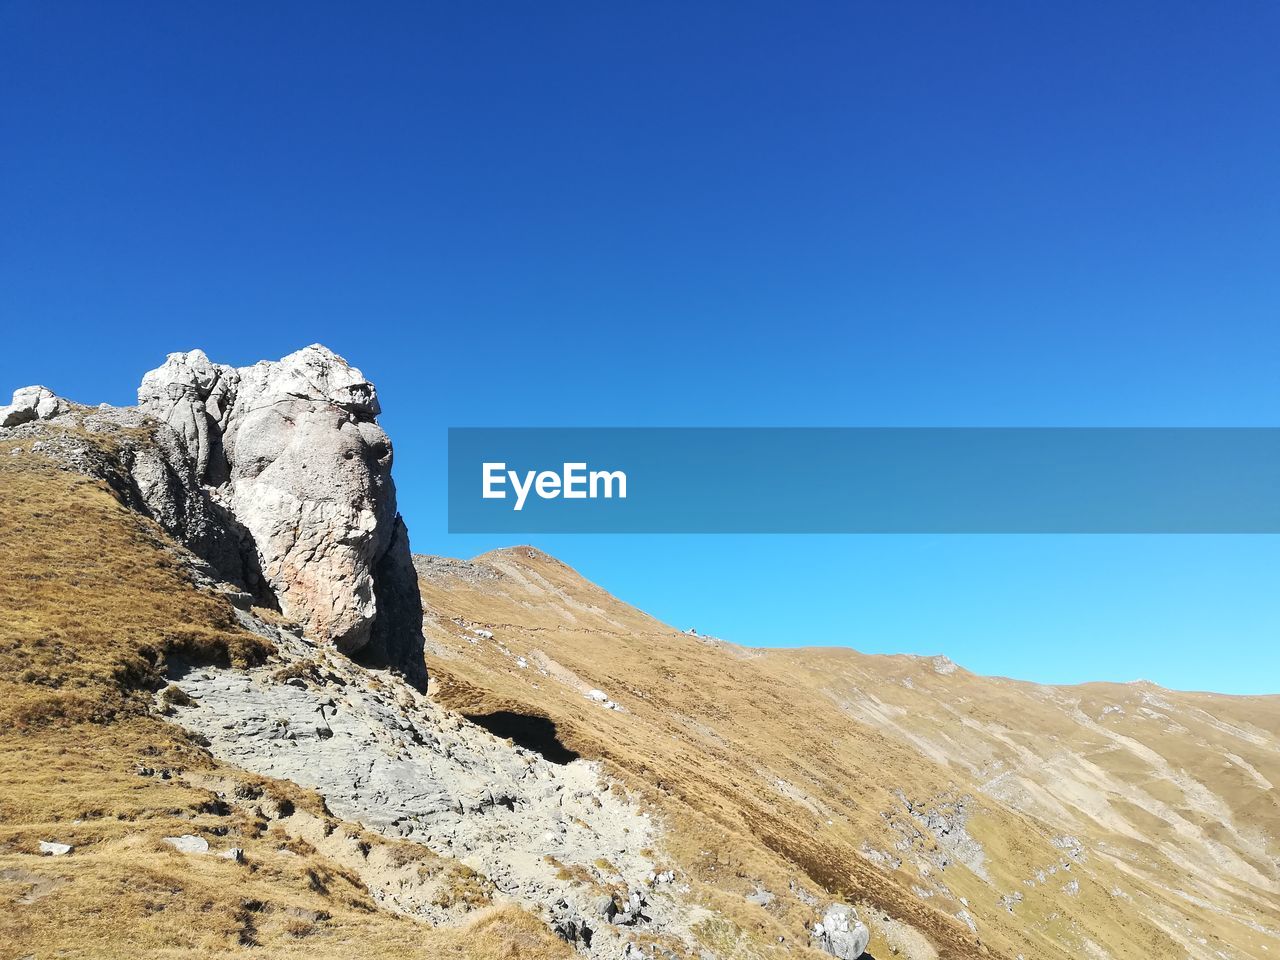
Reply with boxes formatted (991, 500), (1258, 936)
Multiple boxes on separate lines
(420, 547), (1280, 960)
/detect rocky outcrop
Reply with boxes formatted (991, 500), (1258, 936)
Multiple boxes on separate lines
(812, 903), (870, 960)
(0, 385), (73, 427)
(137, 349), (237, 483)
(136, 345), (425, 686)
(0, 347), (425, 687)
(4, 404), (251, 586)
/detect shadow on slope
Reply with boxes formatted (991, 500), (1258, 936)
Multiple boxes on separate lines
(465, 710), (580, 765)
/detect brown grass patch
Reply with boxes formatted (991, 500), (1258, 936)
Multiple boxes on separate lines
(0, 453), (269, 729)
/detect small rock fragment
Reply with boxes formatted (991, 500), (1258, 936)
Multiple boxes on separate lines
(746, 884), (775, 907)
(163, 834), (210, 854)
(593, 894), (618, 920)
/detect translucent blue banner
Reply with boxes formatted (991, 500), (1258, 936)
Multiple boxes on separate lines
(447, 428), (1280, 533)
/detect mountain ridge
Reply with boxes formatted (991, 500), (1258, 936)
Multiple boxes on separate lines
(419, 545), (1280, 960)
(3, 353), (1277, 960)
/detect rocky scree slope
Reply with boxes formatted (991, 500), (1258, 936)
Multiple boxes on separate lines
(162, 613), (714, 958)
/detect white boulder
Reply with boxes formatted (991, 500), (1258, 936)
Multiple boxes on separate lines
(0, 385), (71, 427)
(163, 834), (209, 854)
(813, 903), (870, 959)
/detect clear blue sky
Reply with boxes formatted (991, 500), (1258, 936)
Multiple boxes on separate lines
(3, 2), (1277, 693)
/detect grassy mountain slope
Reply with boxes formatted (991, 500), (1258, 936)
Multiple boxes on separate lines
(4, 412), (1276, 960)
(763, 646), (1280, 953)
(0, 434), (570, 960)
(419, 547), (1280, 960)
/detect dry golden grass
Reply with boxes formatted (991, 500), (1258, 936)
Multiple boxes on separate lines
(420, 546), (1279, 960)
(0, 455), (269, 728)
(0, 440), (570, 960)
(423, 549), (1000, 959)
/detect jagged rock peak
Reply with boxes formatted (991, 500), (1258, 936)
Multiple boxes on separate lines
(137, 345), (424, 686)
(137, 346), (381, 476)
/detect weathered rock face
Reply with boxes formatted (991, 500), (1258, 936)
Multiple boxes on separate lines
(137, 349), (237, 483)
(0, 349), (424, 684)
(137, 345), (425, 685)
(0, 385), (73, 427)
